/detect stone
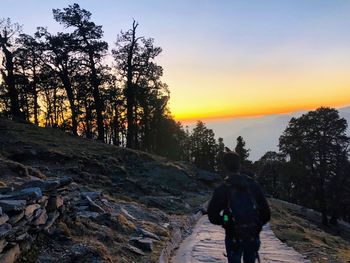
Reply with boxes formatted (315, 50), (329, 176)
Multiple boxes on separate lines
(0, 187), (42, 202)
(81, 191), (101, 201)
(7, 211), (24, 225)
(46, 195), (63, 212)
(0, 244), (20, 263)
(76, 211), (99, 219)
(43, 211), (60, 231)
(0, 223), (12, 239)
(0, 239), (7, 253)
(25, 204), (41, 219)
(137, 227), (161, 241)
(125, 244), (146, 256)
(0, 187), (13, 195)
(15, 232), (29, 241)
(0, 215), (9, 225)
(130, 237), (153, 251)
(32, 209), (48, 225)
(0, 200), (26, 212)
(76, 205), (89, 211)
(85, 196), (105, 213)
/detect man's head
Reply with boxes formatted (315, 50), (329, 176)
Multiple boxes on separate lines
(222, 151), (240, 173)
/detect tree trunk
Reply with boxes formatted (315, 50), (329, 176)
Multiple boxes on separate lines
(60, 72), (78, 135)
(1, 46), (22, 120)
(88, 50), (104, 142)
(125, 21), (138, 149)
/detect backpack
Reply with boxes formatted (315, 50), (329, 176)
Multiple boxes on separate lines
(223, 177), (261, 241)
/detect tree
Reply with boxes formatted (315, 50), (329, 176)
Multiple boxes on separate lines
(279, 107), (349, 225)
(36, 28), (80, 135)
(113, 21), (166, 149)
(53, 4), (108, 141)
(190, 121), (218, 171)
(235, 136), (250, 166)
(0, 18), (22, 119)
(255, 151), (286, 197)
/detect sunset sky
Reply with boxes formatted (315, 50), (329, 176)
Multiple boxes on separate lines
(3, 0), (350, 122)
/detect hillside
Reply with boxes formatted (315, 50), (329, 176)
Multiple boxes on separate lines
(270, 199), (350, 263)
(0, 118), (219, 262)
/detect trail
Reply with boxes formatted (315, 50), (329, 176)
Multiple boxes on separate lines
(172, 216), (311, 263)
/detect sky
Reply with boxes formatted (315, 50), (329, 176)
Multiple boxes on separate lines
(2, 0), (350, 122)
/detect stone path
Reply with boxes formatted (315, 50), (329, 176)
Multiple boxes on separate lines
(172, 216), (311, 263)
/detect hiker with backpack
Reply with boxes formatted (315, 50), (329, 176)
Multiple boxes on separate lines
(207, 151), (270, 263)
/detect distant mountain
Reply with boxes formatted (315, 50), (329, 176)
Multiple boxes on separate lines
(197, 106), (350, 161)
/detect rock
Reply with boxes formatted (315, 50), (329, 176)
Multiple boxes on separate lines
(0, 239), (7, 253)
(0, 187), (13, 195)
(0, 187), (42, 202)
(19, 177), (71, 192)
(15, 232), (29, 241)
(81, 191), (101, 201)
(0, 223), (12, 239)
(37, 196), (48, 206)
(0, 200), (26, 212)
(76, 205), (89, 211)
(125, 244), (146, 256)
(0, 215), (9, 225)
(46, 195), (63, 212)
(25, 204), (41, 219)
(76, 211), (99, 219)
(85, 196), (105, 213)
(7, 211), (24, 225)
(0, 243), (20, 263)
(130, 237), (153, 251)
(196, 170), (221, 183)
(137, 227), (161, 241)
(43, 211), (60, 231)
(32, 209), (48, 225)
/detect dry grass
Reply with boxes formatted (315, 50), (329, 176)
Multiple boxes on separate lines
(270, 199), (350, 263)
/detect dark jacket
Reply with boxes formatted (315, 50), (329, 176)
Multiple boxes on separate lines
(207, 173), (271, 230)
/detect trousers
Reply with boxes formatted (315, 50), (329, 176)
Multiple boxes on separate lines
(225, 236), (260, 263)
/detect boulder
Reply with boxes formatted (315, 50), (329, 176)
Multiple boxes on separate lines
(25, 204), (41, 219)
(32, 209), (48, 226)
(0, 200), (26, 212)
(0, 244), (20, 263)
(0, 215), (9, 225)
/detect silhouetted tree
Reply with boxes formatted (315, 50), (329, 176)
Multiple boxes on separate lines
(53, 4), (108, 141)
(279, 107), (349, 225)
(0, 18), (22, 119)
(190, 121), (218, 171)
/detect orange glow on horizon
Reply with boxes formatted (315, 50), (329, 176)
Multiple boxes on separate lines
(172, 100), (350, 124)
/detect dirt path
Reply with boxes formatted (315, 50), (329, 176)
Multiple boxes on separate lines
(172, 216), (311, 263)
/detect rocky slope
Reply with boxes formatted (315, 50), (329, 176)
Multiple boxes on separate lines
(0, 118), (220, 263)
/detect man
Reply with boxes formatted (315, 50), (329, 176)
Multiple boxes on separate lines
(207, 152), (270, 263)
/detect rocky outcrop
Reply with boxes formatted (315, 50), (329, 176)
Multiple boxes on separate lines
(0, 177), (71, 263)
